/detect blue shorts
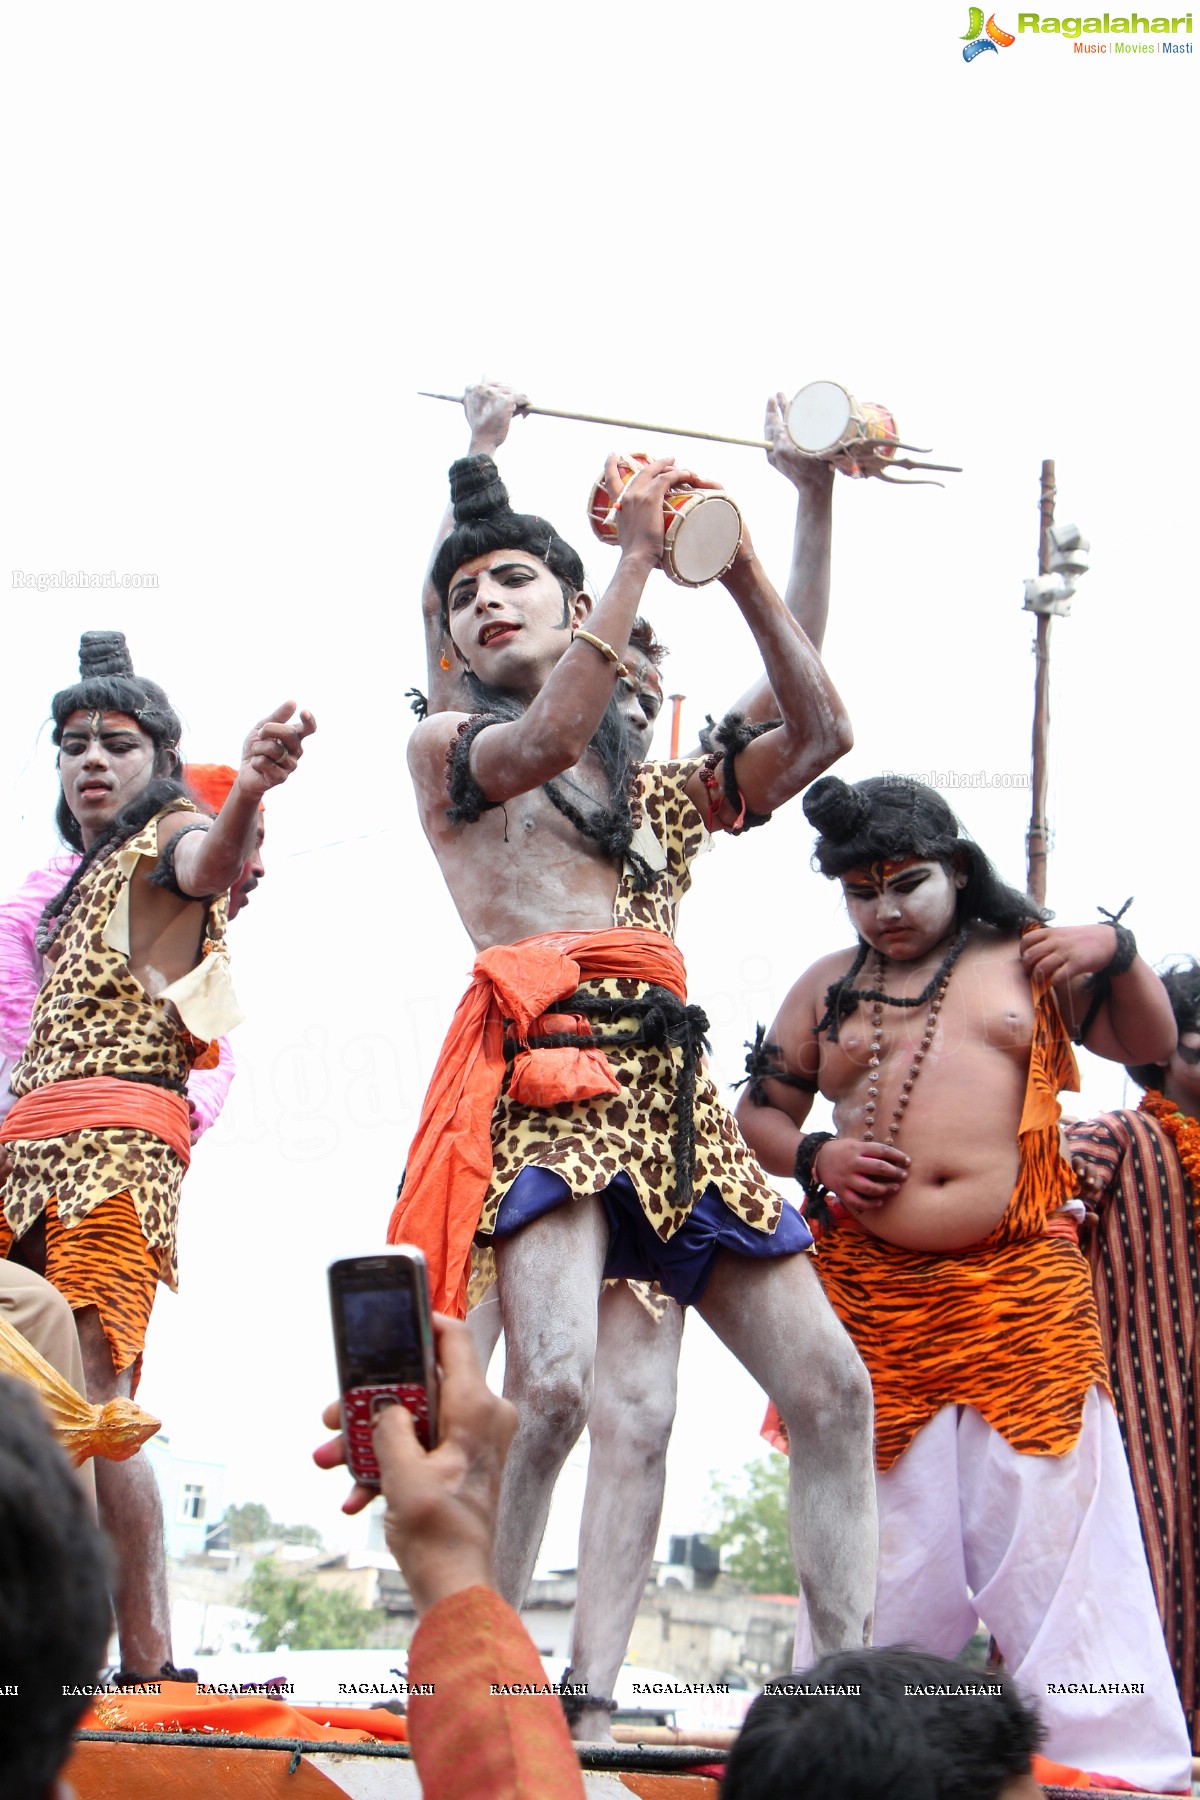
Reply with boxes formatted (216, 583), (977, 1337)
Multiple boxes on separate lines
(490, 1166), (812, 1308)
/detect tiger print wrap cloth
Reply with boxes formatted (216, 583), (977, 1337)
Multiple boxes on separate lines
(799, 981), (1111, 1472)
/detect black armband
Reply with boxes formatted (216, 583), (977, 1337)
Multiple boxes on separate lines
(146, 822), (213, 899)
(793, 1130), (834, 1197)
(445, 714), (504, 824)
(734, 1022), (820, 1104)
(1075, 901), (1137, 1045)
(697, 709), (781, 835)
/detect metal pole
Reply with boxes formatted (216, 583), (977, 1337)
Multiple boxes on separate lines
(669, 695), (685, 759)
(1026, 460), (1056, 907)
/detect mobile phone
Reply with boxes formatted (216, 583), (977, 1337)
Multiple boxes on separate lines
(328, 1247), (438, 1487)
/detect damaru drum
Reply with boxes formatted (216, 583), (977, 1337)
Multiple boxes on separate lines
(587, 453), (743, 588)
(784, 381), (898, 477)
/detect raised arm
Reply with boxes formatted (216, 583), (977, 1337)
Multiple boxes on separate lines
(702, 393), (836, 742)
(171, 702), (316, 898)
(422, 381), (529, 714)
(419, 458), (678, 807)
(1020, 923), (1177, 1066)
(683, 521), (852, 825)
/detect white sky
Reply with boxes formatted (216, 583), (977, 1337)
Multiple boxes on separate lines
(1, 5), (1195, 1582)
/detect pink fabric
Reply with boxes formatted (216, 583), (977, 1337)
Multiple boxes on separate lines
(0, 856), (233, 1138)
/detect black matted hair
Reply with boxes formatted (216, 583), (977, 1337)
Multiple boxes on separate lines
(430, 454), (585, 624)
(50, 631), (186, 851)
(804, 775), (1045, 935)
(721, 1646), (1043, 1800)
(0, 1376), (113, 1798)
(1126, 956), (1200, 1090)
(628, 615), (668, 668)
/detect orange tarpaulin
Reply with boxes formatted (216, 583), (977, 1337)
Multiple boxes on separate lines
(78, 1681), (408, 1744)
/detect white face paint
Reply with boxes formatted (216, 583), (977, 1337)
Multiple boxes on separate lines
(839, 858), (961, 961)
(58, 709), (158, 847)
(615, 649), (664, 761)
(446, 548), (583, 696)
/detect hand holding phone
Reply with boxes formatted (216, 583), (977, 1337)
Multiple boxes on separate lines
(328, 1247), (439, 1487)
(314, 1313), (518, 1615)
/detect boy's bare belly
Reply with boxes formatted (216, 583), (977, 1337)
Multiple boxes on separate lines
(824, 970), (1036, 1252)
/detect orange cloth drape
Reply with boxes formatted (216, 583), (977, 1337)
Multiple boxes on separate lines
(0, 1076), (191, 1166)
(387, 928), (687, 1318)
(407, 1585), (585, 1798)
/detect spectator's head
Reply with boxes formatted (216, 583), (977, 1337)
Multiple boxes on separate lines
(1126, 956), (1200, 1100)
(721, 1647), (1044, 1800)
(0, 1375), (112, 1799)
(184, 763), (266, 917)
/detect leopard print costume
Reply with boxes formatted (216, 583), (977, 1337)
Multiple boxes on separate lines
(470, 760), (783, 1296)
(2, 806), (239, 1289)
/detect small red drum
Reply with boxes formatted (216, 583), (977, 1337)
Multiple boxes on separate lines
(784, 381), (898, 478)
(586, 452), (743, 588)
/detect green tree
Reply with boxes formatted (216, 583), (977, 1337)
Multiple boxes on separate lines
(223, 1503), (323, 1550)
(241, 1559), (386, 1651)
(707, 1457), (795, 1595)
(224, 1502), (274, 1545)
(278, 1523), (324, 1548)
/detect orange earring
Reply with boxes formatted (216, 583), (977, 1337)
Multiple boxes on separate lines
(439, 649), (452, 671)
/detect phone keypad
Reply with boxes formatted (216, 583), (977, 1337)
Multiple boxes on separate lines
(344, 1384), (432, 1480)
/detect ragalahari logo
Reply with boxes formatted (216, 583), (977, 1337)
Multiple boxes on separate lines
(962, 8), (1016, 56)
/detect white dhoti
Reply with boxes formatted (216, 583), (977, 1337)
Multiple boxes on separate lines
(793, 1387), (1192, 1794)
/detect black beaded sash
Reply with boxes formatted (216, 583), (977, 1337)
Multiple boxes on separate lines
(501, 985), (711, 1213)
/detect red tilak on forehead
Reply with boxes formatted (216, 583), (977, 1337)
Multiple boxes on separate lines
(843, 857), (924, 888)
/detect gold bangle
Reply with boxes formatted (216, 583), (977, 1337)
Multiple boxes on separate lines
(572, 630), (629, 678)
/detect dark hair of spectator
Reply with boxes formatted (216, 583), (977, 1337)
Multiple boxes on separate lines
(1127, 956), (1200, 1090)
(721, 1646), (1043, 1800)
(0, 1376), (112, 1799)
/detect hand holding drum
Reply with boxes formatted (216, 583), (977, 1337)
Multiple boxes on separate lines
(588, 452), (744, 588)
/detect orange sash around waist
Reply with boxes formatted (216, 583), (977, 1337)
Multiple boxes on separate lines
(387, 928), (688, 1318)
(1, 1077), (192, 1168)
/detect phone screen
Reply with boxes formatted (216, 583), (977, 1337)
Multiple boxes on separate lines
(331, 1260), (426, 1390)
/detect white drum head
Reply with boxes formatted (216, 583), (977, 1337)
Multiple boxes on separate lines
(786, 381), (854, 454)
(665, 495), (742, 586)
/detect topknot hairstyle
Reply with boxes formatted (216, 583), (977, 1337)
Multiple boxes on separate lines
(51, 631), (182, 753)
(50, 631), (185, 851)
(804, 774), (1045, 935)
(1126, 957), (1200, 1090)
(430, 454), (585, 622)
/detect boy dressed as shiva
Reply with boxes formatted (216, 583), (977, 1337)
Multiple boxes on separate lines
(736, 773), (1191, 1794)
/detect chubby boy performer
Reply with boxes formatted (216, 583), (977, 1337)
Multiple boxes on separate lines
(0, 631), (313, 1684)
(1068, 958), (1200, 1753)
(408, 381), (842, 1735)
(736, 774), (1191, 1793)
(390, 449), (878, 1724)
